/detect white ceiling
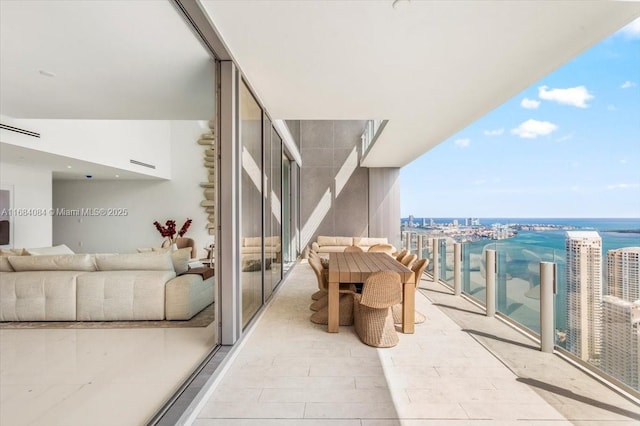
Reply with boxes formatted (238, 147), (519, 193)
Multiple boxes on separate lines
(0, 0), (215, 180)
(200, 0), (640, 167)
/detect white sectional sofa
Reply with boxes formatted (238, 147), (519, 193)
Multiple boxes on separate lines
(0, 251), (214, 322)
(311, 236), (396, 256)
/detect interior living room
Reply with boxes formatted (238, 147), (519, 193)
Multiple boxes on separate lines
(1, 1), (640, 425)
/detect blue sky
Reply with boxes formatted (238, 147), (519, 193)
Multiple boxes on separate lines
(400, 18), (640, 219)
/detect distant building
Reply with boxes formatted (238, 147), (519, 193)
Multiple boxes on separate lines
(566, 231), (603, 362)
(422, 217), (427, 228)
(601, 296), (640, 390)
(607, 247), (640, 302)
(408, 214), (415, 227)
(452, 219), (458, 227)
(429, 218), (434, 226)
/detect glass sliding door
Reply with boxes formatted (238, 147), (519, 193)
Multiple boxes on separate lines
(270, 127), (282, 289)
(263, 116), (274, 301)
(282, 156), (295, 273)
(240, 81), (263, 327)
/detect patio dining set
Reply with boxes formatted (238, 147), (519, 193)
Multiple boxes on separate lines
(307, 245), (428, 348)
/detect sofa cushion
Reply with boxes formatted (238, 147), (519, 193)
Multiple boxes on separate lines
(76, 270), (175, 320)
(8, 254), (96, 272)
(355, 237), (389, 247)
(26, 244), (74, 256)
(95, 252), (173, 271)
(170, 248), (191, 275)
(0, 256), (13, 272)
(317, 236), (354, 247)
(0, 271), (80, 321)
(165, 274), (215, 320)
(243, 237), (262, 247)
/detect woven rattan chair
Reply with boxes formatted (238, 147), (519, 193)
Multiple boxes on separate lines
(309, 250), (327, 301)
(392, 258), (429, 324)
(344, 245), (363, 253)
(367, 244), (394, 256)
(394, 249), (408, 262)
(308, 255), (356, 325)
(353, 271), (402, 348)
(400, 253), (417, 268)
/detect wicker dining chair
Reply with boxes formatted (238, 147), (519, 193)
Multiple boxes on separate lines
(400, 253), (417, 268)
(344, 245), (363, 253)
(394, 249), (408, 262)
(308, 250), (327, 301)
(308, 255), (356, 325)
(353, 271), (403, 348)
(367, 244), (394, 256)
(392, 258), (429, 324)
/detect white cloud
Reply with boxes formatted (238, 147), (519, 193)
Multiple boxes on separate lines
(555, 132), (574, 142)
(606, 183), (640, 190)
(511, 119), (558, 139)
(618, 17), (640, 39)
(538, 85), (594, 108)
(454, 138), (470, 148)
(483, 128), (504, 136)
(620, 159), (628, 164)
(607, 105), (617, 111)
(621, 81), (637, 89)
(520, 98), (540, 109)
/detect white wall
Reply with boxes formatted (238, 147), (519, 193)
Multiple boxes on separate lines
(0, 162), (53, 249)
(53, 121), (212, 255)
(0, 115), (172, 179)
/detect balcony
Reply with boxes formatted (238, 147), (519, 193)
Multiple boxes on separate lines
(189, 259), (640, 424)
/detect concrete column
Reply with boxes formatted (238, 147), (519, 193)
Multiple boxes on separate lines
(486, 249), (496, 317)
(454, 243), (461, 296)
(368, 168), (400, 248)
(540, 261), (556, 353)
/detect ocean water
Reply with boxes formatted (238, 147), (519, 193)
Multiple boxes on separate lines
(415, 218), (640, 335)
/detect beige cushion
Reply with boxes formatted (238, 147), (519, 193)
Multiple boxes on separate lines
(0, 271), (80, 321)
(171, 248), (191, 275)
(316, 236), (337, 246)
(136, 247), (154, 253)
(95, 252), (173, 271)
(8, 254), (96, 272)
(336, 237), (354, 246)
(243, 237), (262, 247)
(26, 244), (74, 256)
(0, 248), (28, 256)
(0, 256), (14, 272)
(355, 237), (388, 247)
(165, 274), (215, 320)
(265, 236), (280, 246)
(76, 270), (174, 320)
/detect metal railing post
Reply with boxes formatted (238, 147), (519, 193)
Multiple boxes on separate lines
(432, 238), (440, 283)
(454, 243), (461, 296)
(540, 261), (556, 353)
(417, 235), (423, 260)
(486, 249), (496, 317)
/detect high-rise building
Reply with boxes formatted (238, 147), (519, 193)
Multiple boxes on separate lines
(566, 231), (603, 362)
(607, 247), (640, 302)
(601, 296), (640, 390)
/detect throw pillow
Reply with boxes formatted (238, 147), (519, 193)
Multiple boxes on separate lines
(171, 247), (191, 275)
(26, 244), (74, 255)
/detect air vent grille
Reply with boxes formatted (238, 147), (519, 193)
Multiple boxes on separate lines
(0, 124), (40, 138)
(129, 159), (156, 169)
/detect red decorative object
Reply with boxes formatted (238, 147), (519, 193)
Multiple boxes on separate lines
(153, 218), (192, 243)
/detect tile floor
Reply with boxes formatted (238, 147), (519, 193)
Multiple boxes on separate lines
(192, 260), (640, 425)
(0, 321), (217, 425)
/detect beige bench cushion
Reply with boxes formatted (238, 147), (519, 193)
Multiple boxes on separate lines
(76, 270), (175, 320)
(0, 271), (80, 321)
(317, 236), (354, 247)
(95, 252), (173, 271)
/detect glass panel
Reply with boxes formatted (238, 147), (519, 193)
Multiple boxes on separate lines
(270, 127), (283, 291)
(282, 156), (295, 273)
(263, 116), (273, 302)
(240, 81), (263, 327)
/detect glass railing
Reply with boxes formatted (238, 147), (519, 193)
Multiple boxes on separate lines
(419, 232), (639, 395)
(361, 119), (386, 154)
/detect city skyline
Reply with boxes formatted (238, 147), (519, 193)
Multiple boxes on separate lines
(400, 18), (640, 219)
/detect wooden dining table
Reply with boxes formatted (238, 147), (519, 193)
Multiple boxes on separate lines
(327, 252), (416, 333)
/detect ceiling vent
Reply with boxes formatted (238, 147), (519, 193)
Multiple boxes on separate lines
(129, 159), (156, 169)
(0, 123), (40, 138)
